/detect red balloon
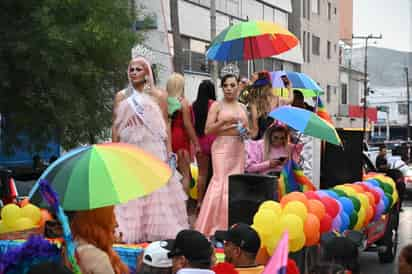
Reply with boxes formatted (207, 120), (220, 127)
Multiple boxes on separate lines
(320, 197), (339, 218)
(368, 188), (381, 205)
(304, 191), (321, 201)
(320, 214), (333, 233)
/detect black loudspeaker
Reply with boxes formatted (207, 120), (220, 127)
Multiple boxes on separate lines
(228, 174), (277, 227)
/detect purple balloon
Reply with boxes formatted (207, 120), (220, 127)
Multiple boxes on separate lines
(374, 187), (385, 200)
(332, 215), (342, 232)
(373, 200), (385, 221)
(316, 190), (329, 198)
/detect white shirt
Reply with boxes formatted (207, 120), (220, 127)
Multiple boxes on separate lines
(177, 268), (216, 274)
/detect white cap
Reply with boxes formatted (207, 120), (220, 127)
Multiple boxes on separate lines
(143, 240), (174, 268)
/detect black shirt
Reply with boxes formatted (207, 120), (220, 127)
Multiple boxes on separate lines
(376, 155), (388, 171)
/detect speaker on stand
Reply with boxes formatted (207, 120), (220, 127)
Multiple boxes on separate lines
(228, 173), (278, 227)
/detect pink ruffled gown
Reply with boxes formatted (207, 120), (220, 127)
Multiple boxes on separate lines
(195, 106), (248, 236)
(114, 89), (188, 243)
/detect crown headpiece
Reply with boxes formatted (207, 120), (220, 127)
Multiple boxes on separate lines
(220, 63), (240, 78)
(132, 44), (155, 63)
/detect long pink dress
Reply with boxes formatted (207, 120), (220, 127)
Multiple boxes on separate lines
(114, 89), (188, 243)
(195, 105), (248, 236)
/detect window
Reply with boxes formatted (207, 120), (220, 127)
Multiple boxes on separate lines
(245, 0), (263, 21)
(328, 2), (332, 20)
(334, 7), (337, 15)
(399, 103), (408, 115)
(312, 35), (320, 56)
(264, 5), (274, 22)
(227, 0), (240, 17)
(307, 32), (311, 62)
(217, 0), (226, 12)
(199, 0), (211, 7)
(312, 0), (320, 14)
(327, 40), (331, 59)
(341, 84), (347, 104)
(274, 9), (288, 28)
(303, 0), (307, 18)
(302, 31), (306, 62)
(182, 38), (209, 73)
(326, 85), (331, 103)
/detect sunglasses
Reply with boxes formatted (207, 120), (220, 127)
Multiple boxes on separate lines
(223, 83), (237, 88)
(129, 67), (143, 73)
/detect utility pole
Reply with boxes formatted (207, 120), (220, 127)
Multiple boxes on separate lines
(405, 67), (411, 142)
(210, 0), (218, 90)
(352, 34), (383, 144)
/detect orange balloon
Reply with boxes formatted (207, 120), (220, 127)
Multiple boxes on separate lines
(365, 192), (376, 205)
(256, 247), (271, 265)
(346, 184), (363, 193)
(280, 192), (309, 208)
(19, 198), (30, 207)
(304, 213), (320, 240)
(305, 231), (320, 246)
(38, 209), (53, 227)
(307, 199), (326, 220)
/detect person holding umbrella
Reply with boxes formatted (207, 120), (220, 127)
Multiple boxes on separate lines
(248, 71), (293, 140)
(112, 54), (188, 243)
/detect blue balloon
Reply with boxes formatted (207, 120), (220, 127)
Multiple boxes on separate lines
(325, 190), (339, 199)
(339, 197), (354, 215)
(340, 212), (350, 231)
(383, 195), (390, 210)
(366, 179), (380, 187)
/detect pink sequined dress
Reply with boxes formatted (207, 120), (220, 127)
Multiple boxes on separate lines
(114, 88), (188, 243)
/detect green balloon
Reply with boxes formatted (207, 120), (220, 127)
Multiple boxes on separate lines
(379, 182), (394, 195)
(349, 213), (358, 229)
(384, 194), (393, 213)
(348, 196), (361, 211)
(331, 189), (347, 197)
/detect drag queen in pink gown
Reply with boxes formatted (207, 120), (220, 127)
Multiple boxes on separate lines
(195, 74), (249, 237)
(112, 56), (188, 243)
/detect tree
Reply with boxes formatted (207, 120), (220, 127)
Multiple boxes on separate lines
(170, 0), (184, 74)
(0, 0), (139, 153)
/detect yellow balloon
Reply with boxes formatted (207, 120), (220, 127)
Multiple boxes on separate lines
(189, 164), (199, 200)
(253, 209), (281, 237)
(259, 201), (282, 216)
(1, 204), (21, 227)
(21, 204), (41, 224)
(265, 233), (282, 255)
(0, 220), (12, 234)
(392, 189), (399, 205)
(12, 217), (36, 231)
(354, 207), (366, 230)
(282, 201), (308, 222)
(289, 234), (306, 252)
(356, 193), (370, 209)
(280, 214), (304, 240)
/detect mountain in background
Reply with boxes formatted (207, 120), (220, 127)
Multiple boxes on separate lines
(351, 47), (412, 88)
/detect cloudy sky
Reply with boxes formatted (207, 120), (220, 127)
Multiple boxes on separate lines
(353, 0), (411, 52)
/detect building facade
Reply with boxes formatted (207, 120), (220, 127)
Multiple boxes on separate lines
(289, 0), (340, 116)
(136, 0), (303, 101)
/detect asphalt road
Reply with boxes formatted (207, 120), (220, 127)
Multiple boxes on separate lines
(360, 191), (412, 274)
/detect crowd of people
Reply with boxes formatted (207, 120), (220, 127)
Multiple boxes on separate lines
(21, 55), (412, 274)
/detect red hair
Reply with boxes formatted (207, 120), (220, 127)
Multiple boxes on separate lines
(70, 206), (129, 274)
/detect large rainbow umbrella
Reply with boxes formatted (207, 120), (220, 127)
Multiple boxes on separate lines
(206, 20), (299, 61)
(269, 106), (342, 146)
(29, 143), (172, 210)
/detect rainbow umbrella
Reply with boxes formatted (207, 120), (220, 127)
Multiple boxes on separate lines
(206, 20), (299, 61)
(271, 71), (323, 97)
(269, 106), (342, 146)
(29, 143), (172, 210)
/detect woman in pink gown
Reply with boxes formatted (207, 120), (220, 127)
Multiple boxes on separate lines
(112, 57), (188, 243)
(195, 74), (249, 237)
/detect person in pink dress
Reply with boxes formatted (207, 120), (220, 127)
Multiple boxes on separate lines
(111, 56), (188, 243)
(195, 74), (249, 237)
(245, 124), (302, 175)
(192, 80), (216, 211)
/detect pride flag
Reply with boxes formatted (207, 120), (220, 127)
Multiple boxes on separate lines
(316, 96), (333, 125)
(278, 160), (316, 199)
(262, 232), (289, 274)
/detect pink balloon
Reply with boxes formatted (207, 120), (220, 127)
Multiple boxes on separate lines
(305, 191), (321, 200)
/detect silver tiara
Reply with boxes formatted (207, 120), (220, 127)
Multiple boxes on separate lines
(220, 63), (240, 78)
(132, 44), (155, 63)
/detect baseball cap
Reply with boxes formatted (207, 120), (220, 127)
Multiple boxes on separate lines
(168, 230), (213, 263)
(143, 240), (174, 268)
(214, 223), (261, 254)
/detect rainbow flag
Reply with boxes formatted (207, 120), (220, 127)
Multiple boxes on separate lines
(316, 96), (333, 125)
(262, 232), (289, 274)
(278, 160), (316, 198)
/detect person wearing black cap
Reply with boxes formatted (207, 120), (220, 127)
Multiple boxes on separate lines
(168, 230), (215, 274)
(214, 223), (264, 274)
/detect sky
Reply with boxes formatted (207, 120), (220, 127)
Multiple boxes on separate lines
(353, 0), (411, 52)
